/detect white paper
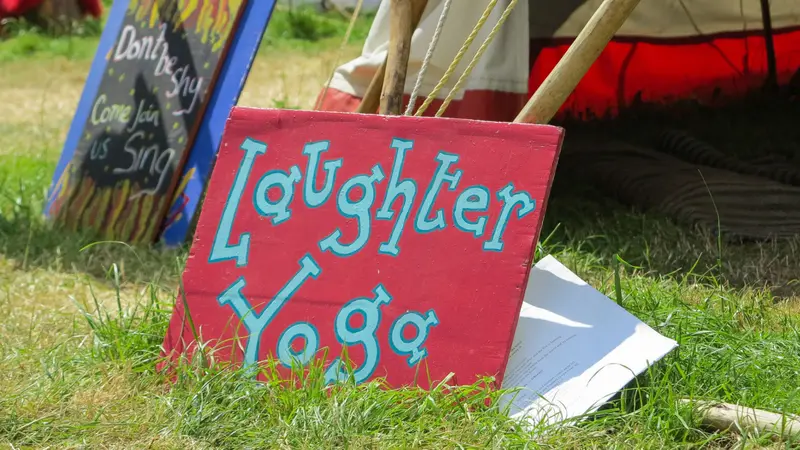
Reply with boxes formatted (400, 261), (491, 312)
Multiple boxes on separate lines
(500, 255), (678, 427)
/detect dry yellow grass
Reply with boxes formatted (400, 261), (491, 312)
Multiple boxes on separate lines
(240, 47), (359, 109)
(0, 59), (87, 126)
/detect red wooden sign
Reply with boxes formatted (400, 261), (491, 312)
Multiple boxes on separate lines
(162, 107), (563, 388)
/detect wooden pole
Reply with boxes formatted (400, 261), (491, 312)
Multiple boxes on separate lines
(33, 0), (83, 34)
(680, 399), (800, 439)
(358, 0), (427, 114)
(381, 0), (415, 114)
(514, 0), (641, 124)
(759, 0), (778, 91)
(357, 64), (388, 113)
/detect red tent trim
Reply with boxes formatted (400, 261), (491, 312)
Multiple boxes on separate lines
(319, 25), (800, 122)
(537, 25), (800, 46)
(529, 27), (800, 119)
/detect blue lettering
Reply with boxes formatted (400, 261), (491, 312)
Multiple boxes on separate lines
(253, 166), (303, 225)
(389, 310), (439, 367)
(483, 183), (536, 252)
(325, 284), (392, 384)
(453, 186), (490, 238)
(303, 140), (342, 208)
(319, 165), (385, 257)
(376, 138), (417, 256)
(415, 152), (462, 233)
(277, 322), (320, 368)
(216, 254), (321, 370)
(208, 137), (266, 267)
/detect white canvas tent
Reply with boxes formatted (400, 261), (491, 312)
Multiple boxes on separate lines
(317, 0), (800, 121)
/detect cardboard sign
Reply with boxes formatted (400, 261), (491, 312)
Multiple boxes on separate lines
(45, 0), (275, 244)
(162, 108), (563, 388)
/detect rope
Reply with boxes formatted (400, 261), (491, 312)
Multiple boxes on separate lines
(404, 0), (453, 116)
(315, 0), (365, 111)
(435, 0), (519, 117)
(414, 0), (499, 117)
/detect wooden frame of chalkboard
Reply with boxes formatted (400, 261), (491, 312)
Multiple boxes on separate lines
(44, 0), (277, 247)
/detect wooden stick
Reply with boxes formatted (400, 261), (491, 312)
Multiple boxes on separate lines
(680, 399), (800, 439)
(759, 0), (778, 91)
(357, 63), (387, 113)
(380, 0), (415, 115)
(514, 0), (641, 124)
(358, 0), (426, 114)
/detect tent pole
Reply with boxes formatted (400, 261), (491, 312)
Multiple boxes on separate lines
(381, 0), (414, 115)
(358, 0), (427, 114)
(514, 0), (641, 124)
(357, 64), (388, 113)
(679, 399), (800, 439)
(759, 0), (778, 91)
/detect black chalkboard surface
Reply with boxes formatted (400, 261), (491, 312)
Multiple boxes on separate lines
(51, 0), (246, 243)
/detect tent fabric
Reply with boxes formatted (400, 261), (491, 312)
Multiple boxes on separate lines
(557, 141), (800, 240)
(317, 0), (800, 121)
(0, 0), (102, 19)
(80, 0), (102, 18)
(1, 0), (42, 17)
(317, 0), (531, 121)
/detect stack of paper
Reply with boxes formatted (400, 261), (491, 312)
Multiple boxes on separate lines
(501, 255), (677, 426)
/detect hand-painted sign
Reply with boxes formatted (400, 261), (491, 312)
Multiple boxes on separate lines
(162, 107), (563, 388)
(45, 0), (276, 244)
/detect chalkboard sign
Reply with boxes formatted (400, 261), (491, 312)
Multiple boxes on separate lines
(47, 0), (249, 243)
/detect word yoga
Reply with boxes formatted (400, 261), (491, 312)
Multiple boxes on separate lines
(46, 0), (248, 244)
(163, 108), (563, 388)
(218, 258), (440, 384)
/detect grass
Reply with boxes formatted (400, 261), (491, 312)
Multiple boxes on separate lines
(1, 6), (800, 449)
(0, 5), (374, 62)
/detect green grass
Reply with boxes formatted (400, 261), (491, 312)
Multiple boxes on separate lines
(261, 5), (375, 52)
(1, 7), (800, 448)
(0, 5), (374, 62)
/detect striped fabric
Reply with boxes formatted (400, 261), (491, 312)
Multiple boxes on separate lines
(559, 142), (800, 240)
(658, 130), (800, 187)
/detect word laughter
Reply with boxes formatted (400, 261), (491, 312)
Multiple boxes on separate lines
(210, 137), (538, 267)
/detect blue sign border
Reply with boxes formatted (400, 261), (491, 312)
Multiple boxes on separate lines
(159, 0), (277, 247)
